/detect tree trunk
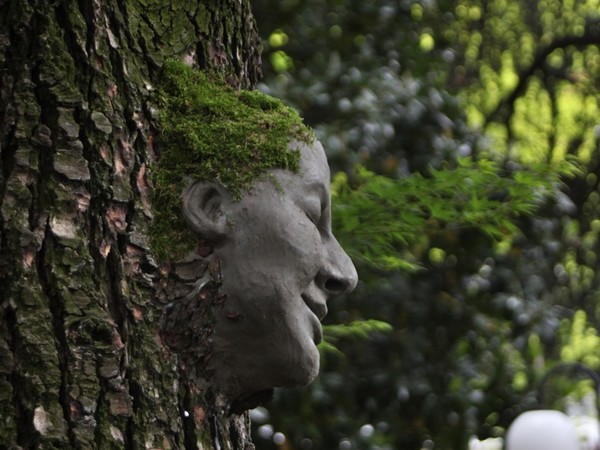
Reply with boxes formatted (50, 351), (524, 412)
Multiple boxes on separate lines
(0, 0), (261, 448)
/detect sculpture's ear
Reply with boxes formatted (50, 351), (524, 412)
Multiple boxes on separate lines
(182, 181), (232, 241)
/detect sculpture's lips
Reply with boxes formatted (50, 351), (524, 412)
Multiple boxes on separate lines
(301, 293), (326, 345)
(301, 293), (328, 320)
(312, 321), (323, 345)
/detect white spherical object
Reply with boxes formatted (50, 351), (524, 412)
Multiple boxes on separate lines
(505, 410), (579, 450)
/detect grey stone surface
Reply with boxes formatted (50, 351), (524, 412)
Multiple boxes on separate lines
(177, 139), (358, 408)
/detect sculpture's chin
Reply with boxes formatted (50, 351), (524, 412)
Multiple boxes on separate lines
(277, 338), (320, 387)
(231, 344), (319, 404)
(295, 345), (321, 384)
(228, 351), (319, 414)
(209, 328), (321, 411)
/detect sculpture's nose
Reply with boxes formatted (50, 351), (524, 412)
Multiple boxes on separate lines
(316, 236), (358, 297)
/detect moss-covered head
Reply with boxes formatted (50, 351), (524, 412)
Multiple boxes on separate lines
(150, 61), (313, 259)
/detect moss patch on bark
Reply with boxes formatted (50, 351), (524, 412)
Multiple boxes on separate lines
(150, 61), (313, 260)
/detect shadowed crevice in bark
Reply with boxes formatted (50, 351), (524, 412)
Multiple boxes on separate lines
(37, 225), (78, 447)
(0, 132), (15, 200)
(3, 304), (21, 444)
(54, 2), (92, 94)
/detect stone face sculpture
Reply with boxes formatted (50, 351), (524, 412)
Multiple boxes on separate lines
(181, 139), (357, 407)
(155, 62), (357, 414)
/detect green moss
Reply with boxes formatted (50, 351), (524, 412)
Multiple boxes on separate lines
(150, 61), (313, 260)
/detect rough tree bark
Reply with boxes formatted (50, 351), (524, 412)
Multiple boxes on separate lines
(0, 0), (262, 448)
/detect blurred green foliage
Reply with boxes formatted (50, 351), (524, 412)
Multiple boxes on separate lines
(250, 0), (600, 449)
(331, 159), (568, 271)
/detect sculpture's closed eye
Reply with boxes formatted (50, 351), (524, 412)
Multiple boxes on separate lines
(303, 199), (322, 226)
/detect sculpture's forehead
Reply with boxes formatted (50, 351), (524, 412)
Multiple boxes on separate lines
(292, 140), (330, 186)
(240, 139), (329, 199)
